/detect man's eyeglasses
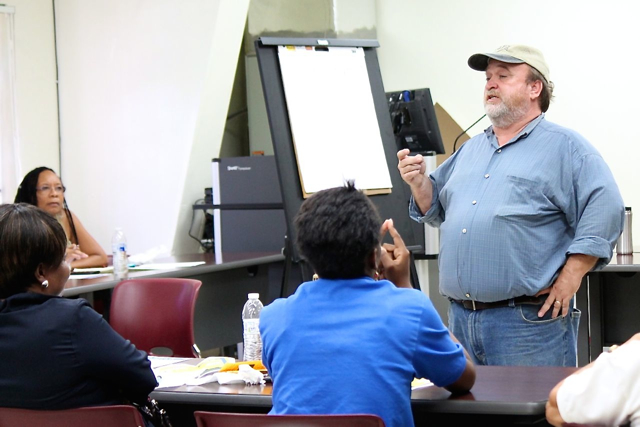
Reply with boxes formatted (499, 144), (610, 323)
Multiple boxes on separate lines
(36, 185), (66, 194)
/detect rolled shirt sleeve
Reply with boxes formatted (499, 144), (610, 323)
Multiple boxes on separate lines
(564, 153), (625, 269)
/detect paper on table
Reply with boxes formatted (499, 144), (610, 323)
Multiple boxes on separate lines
(411, 378), (434, 390)
(72, 266), (114, 274)
(69, 273), (112, 280)
(148, 356), (191, 370)
(128, 245), (168, 265)
(152, 356), (235, 388)
(129, 262), (205, 271)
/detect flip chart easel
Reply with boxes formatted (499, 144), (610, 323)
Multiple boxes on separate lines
(276, 44), (392, 197)
(255, 37), (423, 288)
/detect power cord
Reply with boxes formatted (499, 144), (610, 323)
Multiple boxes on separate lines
(189, 198), (214, 252)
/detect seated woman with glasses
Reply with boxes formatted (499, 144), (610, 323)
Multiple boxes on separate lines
(14, 167), (108, 269)
(0, 203), (157, 415)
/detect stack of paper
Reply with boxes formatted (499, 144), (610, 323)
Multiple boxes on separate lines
(151, 356), (236, 388)
(70, 266), (114, 280)
(411, 378), (434, 390)
(129, 262), (205, 271)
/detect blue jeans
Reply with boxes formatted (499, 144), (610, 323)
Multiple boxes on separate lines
(448, 299), (580, 366)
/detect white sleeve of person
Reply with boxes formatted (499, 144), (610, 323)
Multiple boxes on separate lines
(557, 340), (640, 426)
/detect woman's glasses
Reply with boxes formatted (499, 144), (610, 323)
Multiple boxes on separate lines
(36, 185), (66, 194)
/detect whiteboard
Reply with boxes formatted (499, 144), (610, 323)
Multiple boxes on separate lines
(277, 45), (392, 195)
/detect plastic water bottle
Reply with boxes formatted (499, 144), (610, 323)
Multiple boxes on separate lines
(111, 228), (128, 279)
(242, 293), (263, 361)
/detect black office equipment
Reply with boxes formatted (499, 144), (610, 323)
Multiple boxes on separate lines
(387, 88), (445, 155)
(255, 37), (423, 287)
(210, 156), (286, 264)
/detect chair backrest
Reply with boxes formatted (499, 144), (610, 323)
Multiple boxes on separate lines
(110, 278), (203, 357)
(0, 405), (145, 427)
(193, 412), (386, 427)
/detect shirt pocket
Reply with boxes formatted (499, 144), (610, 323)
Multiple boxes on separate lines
(495, 175), (554, 222)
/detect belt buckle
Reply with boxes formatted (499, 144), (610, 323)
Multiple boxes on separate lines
(472, 300), (476, 310)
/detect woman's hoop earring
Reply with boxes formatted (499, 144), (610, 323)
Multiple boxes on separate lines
(41, 280), (49, 288)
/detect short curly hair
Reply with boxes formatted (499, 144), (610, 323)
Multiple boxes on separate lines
(294, 181), (382, 279)
(0, 203), (67, 298)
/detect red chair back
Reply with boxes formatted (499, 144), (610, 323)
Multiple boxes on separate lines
(0, 405), (145, 427)
(194, 411), (386, 427)
(110, 278), (202, 357)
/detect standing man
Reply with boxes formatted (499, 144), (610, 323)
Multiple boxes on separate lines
(397, 44), (624, 366)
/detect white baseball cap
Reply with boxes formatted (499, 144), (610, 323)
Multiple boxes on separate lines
(468, 44), (550, 84)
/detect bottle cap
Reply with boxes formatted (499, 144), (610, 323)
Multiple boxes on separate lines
(248, 293), (259, 299)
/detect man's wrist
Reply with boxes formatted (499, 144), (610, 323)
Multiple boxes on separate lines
(563, 254), (598, 277)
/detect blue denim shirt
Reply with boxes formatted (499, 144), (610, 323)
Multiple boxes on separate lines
(410, 114), (625, 302)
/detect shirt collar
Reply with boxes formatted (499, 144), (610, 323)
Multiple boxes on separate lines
(0, 292), (56, 313)
(484, 113), (545, 148)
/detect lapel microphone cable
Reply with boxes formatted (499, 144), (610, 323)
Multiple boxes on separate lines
(452, 114), (486, 153)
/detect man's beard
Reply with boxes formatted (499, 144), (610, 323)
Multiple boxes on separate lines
(484, 89), (530, 128)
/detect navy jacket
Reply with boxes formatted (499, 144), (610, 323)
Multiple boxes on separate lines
(0, 293), (157, 409)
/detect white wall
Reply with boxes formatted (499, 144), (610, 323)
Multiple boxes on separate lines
(334, 0), (376, 35)
(8, 0), (639, 257)
(53, 0), (249, 256)
(376, 0), (640, 250)
(172, 0), (252, 254)
(8, 0), (60, 177)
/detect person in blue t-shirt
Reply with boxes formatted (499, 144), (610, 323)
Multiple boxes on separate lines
(260, 181), (475, 427)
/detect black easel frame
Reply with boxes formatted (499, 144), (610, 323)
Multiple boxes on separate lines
(255, 37), (423, 290)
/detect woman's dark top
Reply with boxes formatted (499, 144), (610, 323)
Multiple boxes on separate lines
(0, 293), (157, 409)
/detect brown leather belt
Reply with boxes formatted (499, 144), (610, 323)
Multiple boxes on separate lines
(451, 295), (545, 311)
